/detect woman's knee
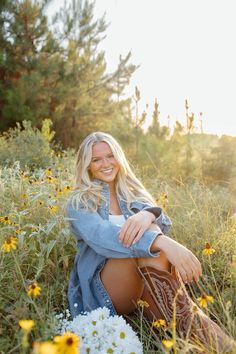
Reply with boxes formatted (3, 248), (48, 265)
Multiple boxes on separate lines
(138, 250), (171, 272)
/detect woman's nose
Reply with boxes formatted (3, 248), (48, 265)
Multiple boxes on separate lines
(102, 157), (110, 165)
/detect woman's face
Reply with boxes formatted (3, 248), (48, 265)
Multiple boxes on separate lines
(89, 141), (119, 186)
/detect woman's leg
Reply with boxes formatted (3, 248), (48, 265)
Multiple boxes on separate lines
(101, 254), (235, 352)
(100, 251), (171, 315)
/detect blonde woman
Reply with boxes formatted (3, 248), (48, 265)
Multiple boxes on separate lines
(66, 132), (234, 352)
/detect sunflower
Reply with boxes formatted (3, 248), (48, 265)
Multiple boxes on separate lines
(1, 236), (17, 252)
(197, 293), (214, 308)
(27, 282), (41, 297)
(54, 332), (80, 354)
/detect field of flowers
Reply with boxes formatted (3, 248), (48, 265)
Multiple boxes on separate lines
(1, 151), (236, 354)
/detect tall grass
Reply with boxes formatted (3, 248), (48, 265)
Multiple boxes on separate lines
(0, 157), (235, 353)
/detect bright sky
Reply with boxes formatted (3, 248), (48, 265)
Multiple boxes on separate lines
(48, 0), (236, 136)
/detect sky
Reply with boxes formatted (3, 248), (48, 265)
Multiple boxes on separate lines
(47, 0), (236, 136)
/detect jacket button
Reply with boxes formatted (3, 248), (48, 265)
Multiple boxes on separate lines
(105, 299), (110, 304)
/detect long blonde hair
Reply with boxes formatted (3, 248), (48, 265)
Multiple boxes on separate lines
(70, 132), (156, 211)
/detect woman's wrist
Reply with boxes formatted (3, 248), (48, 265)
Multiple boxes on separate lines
(142, 210), (156, 222)
(151, 234), (167, 252)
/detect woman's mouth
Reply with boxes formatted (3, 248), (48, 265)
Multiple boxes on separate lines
(101, 168), (113, 175)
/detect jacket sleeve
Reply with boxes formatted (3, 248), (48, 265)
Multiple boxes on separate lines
(66, 202), (162, 259)
(130, 201), (172, 234)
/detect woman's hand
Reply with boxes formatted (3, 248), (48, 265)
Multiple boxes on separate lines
(118, 211), (156, 247)
(153, 235), (202, 284)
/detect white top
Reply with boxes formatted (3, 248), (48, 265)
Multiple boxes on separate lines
(109, 214), (126, 226)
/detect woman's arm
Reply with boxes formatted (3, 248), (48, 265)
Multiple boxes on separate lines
(149, 224), (202, 283)
(66, 202), (163, 259)
(130, 201), (172, 234)
(118, 210), (163, 247)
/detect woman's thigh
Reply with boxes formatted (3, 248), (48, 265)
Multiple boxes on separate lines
(100, 258), (144, 315)
(100, 252), (171, 315)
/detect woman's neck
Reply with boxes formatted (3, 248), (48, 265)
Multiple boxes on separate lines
(108, 181), (116, 197)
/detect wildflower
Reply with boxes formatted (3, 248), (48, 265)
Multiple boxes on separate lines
(0, 216), (12, 224)
(45, 168), (53, 176)
(162, 339), (174, 349)
(38, 201), (44, 206)
(54, 331), (80, 354)
(33, 341), (57, 354)
(55, 188), (63, 196)
(19, 320), (35, 331)
(202, 243), (215, 255)
(153, 319), (166, 328)
(197, 293), (214, 308)
(45, 176), (57, 184)
(63, 185), (72, 193)
(55, 307), (143, 353)
(155, 193), (168, 211)
(120, 331), (126, 339)
(49, 205), (58, 214)
(1, 236), (17, 252)
(137, 299), (149, 308)
(27, 282), (41, 297)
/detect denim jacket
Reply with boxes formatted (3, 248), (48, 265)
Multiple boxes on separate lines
(65, 180), (172, 317)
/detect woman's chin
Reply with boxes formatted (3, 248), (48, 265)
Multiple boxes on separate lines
(98, 174), (116, 184)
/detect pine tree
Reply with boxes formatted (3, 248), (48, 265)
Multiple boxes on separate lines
(0, 0), (137, 147)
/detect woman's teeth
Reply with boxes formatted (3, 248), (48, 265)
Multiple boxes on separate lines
(101, 168), (113, 174)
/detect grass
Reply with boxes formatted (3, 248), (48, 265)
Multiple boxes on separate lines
(0, 157), (235, 353)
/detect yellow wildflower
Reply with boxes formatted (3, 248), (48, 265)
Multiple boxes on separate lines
(197, 293), (214, 308)
(162, 339), (174, 349)
(19, 320), (35, 331)
(54, 331), (80, 354)
(63, 185), (72, 193)
(153, 319), (166, 328)
(137, 299), (149, 308)
(155, 193), (168, 211)
(49, 205), (58, 214)
(1, 236), (17, 252)
(0, 216), (12, 224)
(33, 341), (57, 354)
(202, 243), (215, 255)
(45, 168), (53, 176)
(27, 282), (41, 297)
(55, 188), (63, 196)
(46, 176), (57, 184)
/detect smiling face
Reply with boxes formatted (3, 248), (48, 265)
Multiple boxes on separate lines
(89, 141), (120, 187)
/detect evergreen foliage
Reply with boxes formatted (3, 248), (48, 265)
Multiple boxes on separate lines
(0, 0), (137, 147)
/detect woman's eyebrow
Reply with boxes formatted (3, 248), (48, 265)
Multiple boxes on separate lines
(92, 153), (113, 159)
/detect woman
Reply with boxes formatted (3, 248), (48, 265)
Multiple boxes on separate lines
(66, 132), (234, 352)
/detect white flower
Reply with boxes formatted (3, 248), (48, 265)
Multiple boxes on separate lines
(55, 307), (143, 354)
